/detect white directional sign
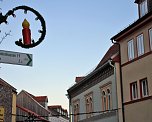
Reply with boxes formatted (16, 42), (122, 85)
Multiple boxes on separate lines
(0, 50), (32, 66)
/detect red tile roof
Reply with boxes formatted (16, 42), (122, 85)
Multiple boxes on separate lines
(48, 105), (62, 109)
(48, 105), (68, 112)
(95, 44), (119, 70)
(34, 96), (48, 102)
(75, 77), (85, 83)
(48, 105), (68, 115)
(63, 109), (68, 112)
(23, 90), (48, 103)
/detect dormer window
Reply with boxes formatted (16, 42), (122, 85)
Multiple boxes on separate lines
(139, 0), (148, 17)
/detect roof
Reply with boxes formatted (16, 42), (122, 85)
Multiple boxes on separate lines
(48, 105), (68, 113)
(67, 44), (119, 93)
(75, 76), (85, 83)
(34, 96), (48, 102)
(17, 105), (49, 122)
(48, 105), (62, 109)
(48, 105), (68, 118)
(23, 90), (48, 102)
(0, 78), (17, 93)
(95, 44), (119, 70)
(111, 11), (152, 41)
(19, 90), (50, 113)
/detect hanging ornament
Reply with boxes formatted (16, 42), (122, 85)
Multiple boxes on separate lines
(22, 19), (31, 45)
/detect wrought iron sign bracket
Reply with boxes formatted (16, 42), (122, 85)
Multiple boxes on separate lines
(0, 5), (46, 49)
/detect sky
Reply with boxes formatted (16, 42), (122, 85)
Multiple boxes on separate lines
(0, 0), (138, 110)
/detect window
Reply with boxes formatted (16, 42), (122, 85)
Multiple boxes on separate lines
(149, 28), (152, 50)
(85, 92), (93, 119)
(101, 83), (112, 111)
(90, 97), (93, 115)
(130, 82), (138, 100)
(139, 0), (148, 17)
(102, 91), (106, 111)
(86, 99), (89, 115)
(140, 78), (148, 97)
(128, 39), (135, 60)
(73, 100), (80, 122)
(137, 34), (144, 56)
(107, 89), (111, 110)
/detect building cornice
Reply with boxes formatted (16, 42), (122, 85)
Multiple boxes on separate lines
(111, 11), (152, 41)
(121, 51), (152, 67)
(124, 96), (152, 105)
(68, 63), (114, 98)
(67, 61), (109, 93)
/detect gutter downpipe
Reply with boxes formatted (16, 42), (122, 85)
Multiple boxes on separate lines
(66, 94), (71, 122)
(108, 59), (119, 122)
(69, 96), (72, 122)
(111, 39), (125, 122)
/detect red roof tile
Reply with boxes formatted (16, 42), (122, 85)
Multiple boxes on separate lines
(23, 90), (48, 103)
(95, 44), (119, 70)
(34, 96), (48, 102)
(48, 105), (62, 109)
(63, 109), (68, 112)
(75, 77), (85, 83)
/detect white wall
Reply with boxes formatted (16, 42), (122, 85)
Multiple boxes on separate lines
(71, 74), (118, 122)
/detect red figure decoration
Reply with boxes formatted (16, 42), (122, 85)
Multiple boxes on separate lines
(22, 19), (31, 45)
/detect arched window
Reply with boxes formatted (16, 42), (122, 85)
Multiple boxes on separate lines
(86, 98), (89, 113)
(107, 89), (111, 110)
(90, 97), (93, 116)
(73, 100), (79, 122)
(101, 83), (112, 111)
(85, 92), (93, 119)
(102, 91), (106, 111)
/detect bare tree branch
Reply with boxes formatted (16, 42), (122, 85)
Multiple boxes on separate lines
(0, 30), (11, 45)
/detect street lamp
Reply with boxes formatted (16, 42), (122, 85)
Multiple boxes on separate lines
(0, 5), (46, 49)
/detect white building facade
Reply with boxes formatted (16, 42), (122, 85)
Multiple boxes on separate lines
(67, 44), (123, 122)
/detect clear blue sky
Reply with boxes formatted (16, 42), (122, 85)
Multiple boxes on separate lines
(0, 0), (138, 110)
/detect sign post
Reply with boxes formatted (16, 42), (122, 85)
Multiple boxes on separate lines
(0, 50), (32, 66)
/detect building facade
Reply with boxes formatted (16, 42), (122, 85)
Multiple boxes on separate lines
(48, 105), (69, 122)
(67, 44), (123, 122)
(16, 90), (50, 122)
(0, 78), (17, 122)
(111, 0), (152, 122)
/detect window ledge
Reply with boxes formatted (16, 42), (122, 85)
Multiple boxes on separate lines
(124, 96), (152, 105)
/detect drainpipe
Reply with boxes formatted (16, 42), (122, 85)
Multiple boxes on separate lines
(66, 94), (71, 122)
(108, 59), (119, 122)
(111, 40), (125, 122)
(69, 97), (72, 122)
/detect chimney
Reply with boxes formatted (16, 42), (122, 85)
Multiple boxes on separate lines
(75, 76), (85, 83)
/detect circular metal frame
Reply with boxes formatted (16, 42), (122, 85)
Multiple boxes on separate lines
(0, 5), (46, 49)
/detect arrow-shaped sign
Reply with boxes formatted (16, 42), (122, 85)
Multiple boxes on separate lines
(0, 50), (32, 66)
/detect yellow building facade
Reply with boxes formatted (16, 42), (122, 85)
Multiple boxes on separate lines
(111, 0), (152, 122)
